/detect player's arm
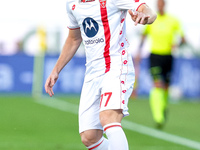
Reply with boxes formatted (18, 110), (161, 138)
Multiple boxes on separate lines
(128, 4), (157, 26)
(134, 33), (147, 63)
(176, 19), (186, 46)
(45, 29), (82, 97)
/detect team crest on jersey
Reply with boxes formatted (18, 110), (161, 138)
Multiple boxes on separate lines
(82, 17), (99, 38)
(99, 0), (106, 8)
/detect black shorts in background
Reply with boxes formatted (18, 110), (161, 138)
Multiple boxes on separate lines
(149, 53), (173, 84)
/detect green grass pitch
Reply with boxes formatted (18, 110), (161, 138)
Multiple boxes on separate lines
(0, 95), (200, 150)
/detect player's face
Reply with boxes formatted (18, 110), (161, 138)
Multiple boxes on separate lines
(157, 0), (165, 13)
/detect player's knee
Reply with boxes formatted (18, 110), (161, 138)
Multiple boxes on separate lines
(80, 134), (92, 147)
(80, 130), (102, 147)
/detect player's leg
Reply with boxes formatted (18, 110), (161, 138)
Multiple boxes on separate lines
(162, 55), (173, 122)
(100, 109), (129, 150)
(149, 54), (173, 128)
(80, 50), (134, 149)
(79, 77), (109, 150)
(149, 81), (166, 127)
(80, 108), (128, 150)
(149, 54), (166, 127)
(99, 69), (134, 150)
(80, 129), (109, 150)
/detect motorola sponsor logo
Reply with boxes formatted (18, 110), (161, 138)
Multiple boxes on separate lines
(82, 17), (104, 45)
(84, 38), (104, 45)
(83, 17), (99, 37)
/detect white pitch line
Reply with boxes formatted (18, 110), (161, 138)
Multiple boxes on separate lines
(35, 96), (200, 150)
(122, 120), (200, 150)
(35, 96), (79, 115)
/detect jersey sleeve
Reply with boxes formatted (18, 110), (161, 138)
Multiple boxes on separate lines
(114, 0), (146, 11)
(173, 18), (184, 37)
(66, 2), (80, 29)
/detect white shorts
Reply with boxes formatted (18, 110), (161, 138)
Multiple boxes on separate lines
(79, 55), (135, 133)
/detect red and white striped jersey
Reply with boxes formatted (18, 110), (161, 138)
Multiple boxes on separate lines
(66, 0), (146, 81)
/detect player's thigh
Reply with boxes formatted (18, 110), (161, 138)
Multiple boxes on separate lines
(79, 78), (103, 134)
(150, 53), (163, 82)
(162, 55), (173, 84)
(100, 70), (134, 117)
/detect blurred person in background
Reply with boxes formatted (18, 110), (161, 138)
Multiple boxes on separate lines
(45, 0), (157, 149)
(136, 0), (186, 128)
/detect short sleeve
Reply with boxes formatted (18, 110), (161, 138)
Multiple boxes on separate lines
(174, 18), (184, 37)
(114, 0), (146, 11)
(66, 2), (80, 29)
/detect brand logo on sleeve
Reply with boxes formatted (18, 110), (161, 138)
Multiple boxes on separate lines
(72, 4), (76, 10)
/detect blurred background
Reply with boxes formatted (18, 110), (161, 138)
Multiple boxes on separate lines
(0, 0), (200, 149)
(0, 0), (200, 99)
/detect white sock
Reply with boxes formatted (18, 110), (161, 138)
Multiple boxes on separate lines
(87, 136), (109, 150)
(104, 123), (129, 150)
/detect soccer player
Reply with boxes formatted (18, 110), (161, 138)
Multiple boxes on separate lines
(45, 0), (157, 149)
(137, 0), (185, 128)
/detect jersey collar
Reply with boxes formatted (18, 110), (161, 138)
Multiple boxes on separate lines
(80, 0), (95, 2)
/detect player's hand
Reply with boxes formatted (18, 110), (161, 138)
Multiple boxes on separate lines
(45, 72), (59, 97)
(128, 10), (150, 26)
